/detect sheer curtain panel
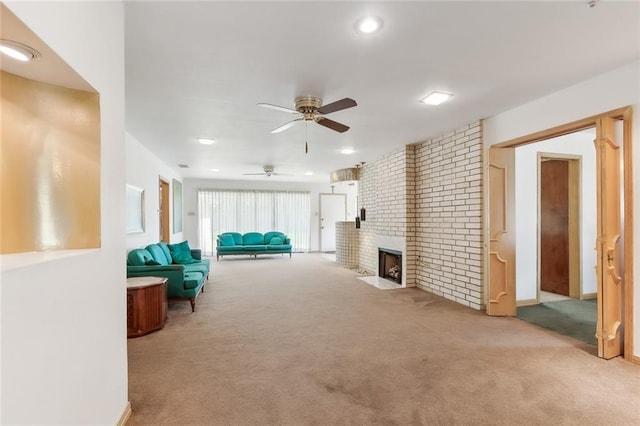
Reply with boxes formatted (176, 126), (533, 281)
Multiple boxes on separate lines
(198, 190), (310, 255)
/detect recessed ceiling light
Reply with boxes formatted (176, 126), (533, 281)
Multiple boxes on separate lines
(420, 91), (453, 106)
(0, 39), (40, 62)
(211, 168), (220, 172)
(304, 171), (313, 176)
(341, 148), (356, 155)
(197, 138), (215, 145)
(354, 16), (383, 34)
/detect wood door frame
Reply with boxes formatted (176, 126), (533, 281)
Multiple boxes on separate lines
(488, 106), (634, 361)
(159, 178), (170, 243)
(537, 153), (582, 301)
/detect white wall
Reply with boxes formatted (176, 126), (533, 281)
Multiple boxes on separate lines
(484, 59), (640, 356)
(126, 132), (184, 250)
(1, 2), (128, 424)
(183, 179), (342, 252)
(515, 132), (597, 301)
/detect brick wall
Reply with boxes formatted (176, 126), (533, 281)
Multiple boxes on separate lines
(355, 122), (483, 308)
(414, 121), (484, 309)
(335, 221), (359, 268)
(357, 146), (416, 287)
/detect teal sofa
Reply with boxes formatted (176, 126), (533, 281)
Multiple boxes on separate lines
(216, 231), (292, 261)
(127, 241), (210, 312)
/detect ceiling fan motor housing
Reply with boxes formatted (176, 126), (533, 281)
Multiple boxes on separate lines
(295, 96), (322, 120)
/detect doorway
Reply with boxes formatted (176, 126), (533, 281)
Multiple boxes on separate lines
(486, 107), (633, 360)
(517, 145), (597, 347)
(319, 193), (346, 252)
(159, 178), (170, 243)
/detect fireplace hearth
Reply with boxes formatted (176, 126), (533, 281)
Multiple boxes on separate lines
(378, 248), (402, 284)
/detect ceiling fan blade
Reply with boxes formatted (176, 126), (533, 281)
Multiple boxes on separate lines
(242, 173), (267, 176)
(257, 103), (299, 114)
(272, 118), (302, 133)
(316, 117), (350, 133)
(317, 98), (357, 115)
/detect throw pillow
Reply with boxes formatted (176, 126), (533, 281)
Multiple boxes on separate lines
(168, 240), (191, 254)
(172, 250), (196, 264)
(219, 234), (235, 247)
(269, 236), (283, 245)
(145, 259), (161, 266)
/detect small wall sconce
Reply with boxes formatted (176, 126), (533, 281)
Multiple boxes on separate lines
(360, 207), (366, 221)
(355, 216), (361, 229)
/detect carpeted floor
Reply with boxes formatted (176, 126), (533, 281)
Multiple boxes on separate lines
(127, 254), (640, 425)
(517, 299), (598, 346)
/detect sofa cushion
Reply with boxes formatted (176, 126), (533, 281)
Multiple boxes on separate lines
(219, 232), (243, 245)
(145, 244), (171, 265)
(183, 272), (204, 290)
(267, 244), (292, 250)
(219, 234), (236, 247)
(145, 259), (161, 265)
(269, 236), (283, 245)
(127, 249), (154, 266)
(184, 261), (210, 275)
(168, 240), (191, 255)
(158, 242), (172, 262)
(217, 246), (243, 252)
(264, 231), (285, 243)
(168, 240), (197, 263)
(242, 245), (266, 251)
(243, 232), (264, 245)
(173, 250), (197, 264)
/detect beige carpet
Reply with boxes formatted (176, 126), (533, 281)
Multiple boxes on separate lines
(127, 254), (640, 425)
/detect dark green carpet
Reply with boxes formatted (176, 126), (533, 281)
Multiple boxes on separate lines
(517, 299), (597, 346)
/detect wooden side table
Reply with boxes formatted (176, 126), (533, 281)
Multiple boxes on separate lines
(127, 276), (168, 338)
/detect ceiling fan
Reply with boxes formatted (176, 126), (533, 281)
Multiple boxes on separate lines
(242, 165), (292, 178)
(258, 96), (357, 134)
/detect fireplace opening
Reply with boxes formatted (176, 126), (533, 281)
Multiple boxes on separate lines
(378, 248), (402, 284)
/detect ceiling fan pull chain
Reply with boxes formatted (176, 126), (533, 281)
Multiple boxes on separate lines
(305, 122), (309, 154)
(305, 140), (308, 154)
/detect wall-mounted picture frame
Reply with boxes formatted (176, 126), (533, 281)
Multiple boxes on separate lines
(126, 184), (145, 234)
(172, 179), (183, 233)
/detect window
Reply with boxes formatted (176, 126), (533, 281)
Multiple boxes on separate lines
(197, 190), (310, 255)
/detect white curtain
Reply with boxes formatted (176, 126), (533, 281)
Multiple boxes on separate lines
(198, 190), (310, 255)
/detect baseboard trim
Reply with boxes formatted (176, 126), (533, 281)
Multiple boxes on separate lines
(516, 298), (538, 307)
(118, 401), (132, 426)
(581, 293), (597, 300)
(632, 356), (640, 366)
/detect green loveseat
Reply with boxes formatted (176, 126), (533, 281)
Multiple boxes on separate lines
(127, 241), (210, 312)
(216, 231), (292, 261)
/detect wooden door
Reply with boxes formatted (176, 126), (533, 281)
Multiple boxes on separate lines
(487, 148), (516, 316)
(159, 179), (170, 243)
(540, 160), (570, 296)
(595, 117), (623, 359)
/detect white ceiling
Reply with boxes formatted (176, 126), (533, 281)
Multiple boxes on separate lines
(4, 2), (639, 184)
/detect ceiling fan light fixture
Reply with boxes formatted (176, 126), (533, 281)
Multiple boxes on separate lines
(197, 137), (215, 145)
(341, 148), (356, 155)
(305, 171), (314, 176)
(355, 16), (383, 34)
(210, 168), (220, 172)
(420, 91), (453, 106)
(0, 39), (40, 62)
